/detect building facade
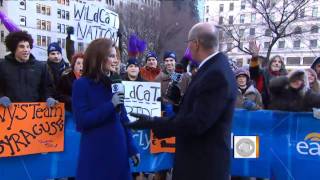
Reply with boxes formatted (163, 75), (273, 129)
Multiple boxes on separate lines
(203, 0), (320, 69)
(0, 0), (160, 61)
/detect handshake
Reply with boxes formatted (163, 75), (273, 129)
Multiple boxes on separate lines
(0, 96), (59, 108)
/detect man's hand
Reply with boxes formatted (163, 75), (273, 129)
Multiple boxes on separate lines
(126, 113), (156, 129)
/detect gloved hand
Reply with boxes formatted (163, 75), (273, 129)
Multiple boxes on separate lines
(111, 92), (124, 108)
(126, 113), (156, 129)
(313, 108), (320, 120)
(131, 153), (140, 167)
(0, 96), (11, 107)
(243, 100), (257, 110)
(46, 97), (58, 107)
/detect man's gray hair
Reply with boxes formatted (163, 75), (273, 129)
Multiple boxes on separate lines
(189, 24), (220, 50)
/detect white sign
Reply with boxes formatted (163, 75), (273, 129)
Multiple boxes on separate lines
(72, 2), (119, 43)
(234, 136), (259, 158)
(122, 81), (161, 122)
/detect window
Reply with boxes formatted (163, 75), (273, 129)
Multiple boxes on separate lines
(241, 0), (245, 10)
(57, 23), (61, 33)
(19, 0), (26, 10)
(265, 29), (272, 36)
(251, 13), (256, 23)
(278, 41), (285, 49)
(219, 4), (224, 12)
(294, 26), (302, 34)
(239, 29), (245, 37)
(229, 3), (234, 11)
(249, 28), (255, 35)
(264, 42), (270, 49)
(219, 16), (223, 25)
(78, 42), (84, 52)
(293, 40), (301, 48)
(66, 11), (70, 20)
(205, 18), (209, 22)
(252, 0), (257, 8)
(19, 16), (26, 26)
(57, 38), (62, 47)
(303, 57), (315, 65)
(300, 8), (305, 18)
(46, 21), (51, 31)
(0, 30), (4, 42)
(62, 10), (65, 19)
(312, 7), (318, 17)
(41, 20), (46, 30)
(46, 7), (51, 15)
(227, 43), (232, 51)
(37, 19), (41, 29)
(226, 30), (232, 38)
(42, 36), (47, 46)
(206, 6), (209, 13)
(36, 4), (41, 13)
(37, 35), (41, 46)
(229, 16), (233, 25)
(311, 26), (319, 33)
(66, 0), (70, 6)
(41, 6), (46, 14)
(47, 37), (51, 46)
(287, 57), (300, 65)
(240, 14), (245, 24)
(62, 24), (66, 34)
(57, 9), (61, 18)
(62, 39), (66, 48)
(310, 40), (317, 48)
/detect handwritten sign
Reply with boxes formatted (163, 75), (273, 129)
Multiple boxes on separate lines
(122, 81), (161, 122)
(72, 2), (119, 43)
(0, 103), (65, 157)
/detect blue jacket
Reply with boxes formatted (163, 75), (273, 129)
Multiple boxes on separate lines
(72, 77), (138, 180)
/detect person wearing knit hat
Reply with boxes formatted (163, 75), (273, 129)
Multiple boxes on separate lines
(122, 58), (144, 81)
(234, 67), (263, 110)
(47, 42), (69, 93)
(311, 57), (320, 80)
(140, 51), (160, 81)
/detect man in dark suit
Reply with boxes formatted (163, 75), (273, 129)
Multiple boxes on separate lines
(127, 22), (237, 180)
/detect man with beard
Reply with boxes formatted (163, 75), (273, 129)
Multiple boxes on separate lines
(249, 41), (287, 108)
(0, 31), (56, 107)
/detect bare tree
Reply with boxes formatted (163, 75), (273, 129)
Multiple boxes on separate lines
(117, 3), (161, 63)
(221, 0), (312, 61)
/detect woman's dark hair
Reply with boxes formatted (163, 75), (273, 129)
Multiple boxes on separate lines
(5, 31), (33, 53)
(82, 38), (115, 83)
(71, 52), (84, 70)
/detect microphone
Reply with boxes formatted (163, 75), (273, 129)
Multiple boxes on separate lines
(110, 74), (125, 112)
(165, 63), (184, 104)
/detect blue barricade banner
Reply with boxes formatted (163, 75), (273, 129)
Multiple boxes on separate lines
(1, 110), (320, 179)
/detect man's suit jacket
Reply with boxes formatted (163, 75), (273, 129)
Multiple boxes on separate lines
(153, 52), (237, 180)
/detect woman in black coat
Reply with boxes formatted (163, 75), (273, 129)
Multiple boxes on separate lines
(57, 52), (84, 112)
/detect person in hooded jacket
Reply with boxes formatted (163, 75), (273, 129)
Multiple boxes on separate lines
(311, 57), (320, 80)
(0, 31), (57, 108)
(269, 69), (320, 112)
(235, 68), (263, 110)
(306, 68), (320, 94)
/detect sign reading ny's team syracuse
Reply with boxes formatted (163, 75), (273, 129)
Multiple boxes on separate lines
(0, 103), (65, 157)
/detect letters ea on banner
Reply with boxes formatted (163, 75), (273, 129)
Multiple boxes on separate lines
(0, 102), (65, 157)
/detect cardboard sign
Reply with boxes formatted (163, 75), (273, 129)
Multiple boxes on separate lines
(0, 103), (65, 157)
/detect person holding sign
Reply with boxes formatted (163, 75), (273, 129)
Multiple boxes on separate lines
(127, 22), (237, 180)
(0, 31), (57, 107)
(72, 38), (139, 180)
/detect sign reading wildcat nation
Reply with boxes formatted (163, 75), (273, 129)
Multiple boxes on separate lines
(0, 103), (65, 157)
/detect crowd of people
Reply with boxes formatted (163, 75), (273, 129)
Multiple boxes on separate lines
(0, 25), (320, 180)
